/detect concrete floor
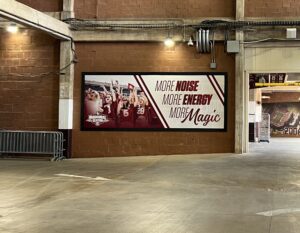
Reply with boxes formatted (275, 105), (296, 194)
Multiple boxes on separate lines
(1, 139), (300, 233)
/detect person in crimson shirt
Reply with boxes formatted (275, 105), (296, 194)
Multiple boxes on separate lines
(118, 98), (135, 128)
(117, 90), (136, 128)
(134, 91), (150, 128)
(99, 81), (118, 127)
(147, 104), (163, 128)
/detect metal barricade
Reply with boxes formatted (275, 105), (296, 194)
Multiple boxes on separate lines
(0, 131), (65, 161)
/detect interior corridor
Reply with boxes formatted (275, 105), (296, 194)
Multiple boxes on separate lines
(1, 151), (300, 233)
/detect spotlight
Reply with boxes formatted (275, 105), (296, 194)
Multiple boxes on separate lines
(187, 37), (194, 46)
(164, 37), (175, 47)
(6, 23), (18, 33)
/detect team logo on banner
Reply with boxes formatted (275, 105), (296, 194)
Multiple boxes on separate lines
(81, 73), (227, 131)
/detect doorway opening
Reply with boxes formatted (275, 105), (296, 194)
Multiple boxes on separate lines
(248, 73), (300, 154)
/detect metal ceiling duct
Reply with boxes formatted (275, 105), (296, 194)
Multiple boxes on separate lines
(196, 29), (211, 53)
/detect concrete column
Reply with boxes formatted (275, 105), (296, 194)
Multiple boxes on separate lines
(235, 32), (246, 153)
(59, 41), (74, 128)
(236, 0), (245, 21)
(61, 0), (74, 20)
(235, 0), (246, 153)
(59, 0), (75, 158)
(59, 40), (74, 158)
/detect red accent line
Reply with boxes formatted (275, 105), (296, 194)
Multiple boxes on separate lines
(207, 75), (224, 105)
(138, 75), (170, 128)
(212, 75), (224, 96)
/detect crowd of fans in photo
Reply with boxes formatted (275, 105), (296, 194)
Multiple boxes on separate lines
(84, 80), (162, 128)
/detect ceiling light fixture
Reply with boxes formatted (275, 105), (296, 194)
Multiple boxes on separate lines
(6, 23), (18, 33)
(187, 36), (194, 46)
(164, 37), (175, 48)
(262, 96), (271, 99)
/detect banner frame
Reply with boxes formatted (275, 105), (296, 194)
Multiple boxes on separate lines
(81, 72), (228, 132)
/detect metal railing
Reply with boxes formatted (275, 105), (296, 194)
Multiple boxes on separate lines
(0, 130), (65, 161)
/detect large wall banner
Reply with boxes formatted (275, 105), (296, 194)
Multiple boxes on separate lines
(263, 103), (300, 137)
(81, 73), (227, 131)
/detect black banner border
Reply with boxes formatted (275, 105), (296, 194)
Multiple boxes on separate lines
(81, 72), (228, 132)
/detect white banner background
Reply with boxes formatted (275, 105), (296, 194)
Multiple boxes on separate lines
(136, 74), (226, 129)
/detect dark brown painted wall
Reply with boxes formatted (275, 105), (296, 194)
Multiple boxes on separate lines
(74, 0), (235, 19)
(262, 92), (300, 104)
(17, 0), (63, 12)
(0, 29), (60, 130)
(245, 0), (300, 17)
(73, 43), (235, 157)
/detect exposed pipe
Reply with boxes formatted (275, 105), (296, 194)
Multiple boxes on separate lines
(66, 18), (300, 30)
(196, 29), (211, 53)
(199, 20), (300, 29)
(205, 30), (210, 52)
(196, 29), (200, 53)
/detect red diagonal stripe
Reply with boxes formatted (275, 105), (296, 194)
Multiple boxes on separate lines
(212, 75), (224, 96)
(207, 75), (224, 105)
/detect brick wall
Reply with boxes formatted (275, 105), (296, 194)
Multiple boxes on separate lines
(245, 0), (300, 17)
(74, 0), (235, 19)
(0, 29), (60, 130)
(73, 42), (235, 157)
(14, 0), (300, 19)
(17, 0), (63, 12)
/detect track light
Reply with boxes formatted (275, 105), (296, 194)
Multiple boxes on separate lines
(6, 23), (18, 33)
(164, 37), (175, 47)
(187, 37), (194, 46)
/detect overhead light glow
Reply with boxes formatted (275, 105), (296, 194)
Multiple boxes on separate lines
(6, 24), (18, 33)
(164, 37), (175, 47)
(262, 96), (271, 99)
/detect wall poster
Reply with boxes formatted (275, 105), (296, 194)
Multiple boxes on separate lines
(81, 72), (227, 131)
(263, 103), (300, 137)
